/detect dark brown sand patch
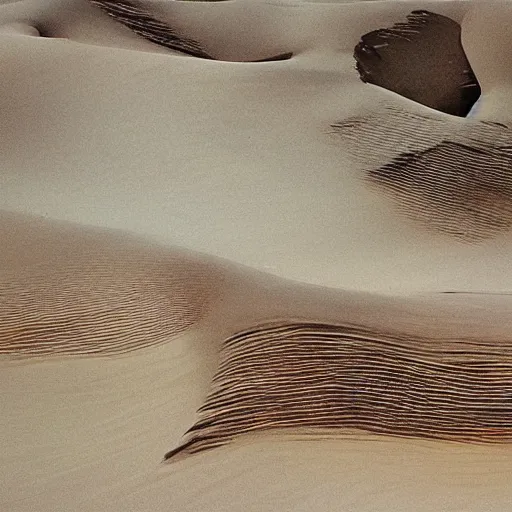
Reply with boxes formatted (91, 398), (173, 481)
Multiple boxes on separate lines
(354, 10), (480, 116)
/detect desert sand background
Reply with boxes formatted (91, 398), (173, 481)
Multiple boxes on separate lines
(1, 0), (512, 510)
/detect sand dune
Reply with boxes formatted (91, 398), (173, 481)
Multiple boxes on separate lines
(2, 212), (512, 510)
(2, 0), (512, 510)
(0, 212), (230, 357)
(354, 9), (480, 116)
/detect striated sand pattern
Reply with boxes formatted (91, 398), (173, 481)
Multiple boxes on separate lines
(2, 0), (512, 510)
(88, 0), (214, 59)
(333, 105), (512, 242)
(0, 217), (224, 358)
(166, 321), (512, 460)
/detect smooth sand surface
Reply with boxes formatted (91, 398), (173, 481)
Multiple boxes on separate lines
(2, 0), (512, 510)
(2, 0), (511, 294)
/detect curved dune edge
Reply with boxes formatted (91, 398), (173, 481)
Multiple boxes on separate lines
(0, 253), (222, 357)
(332, 104), (512, 242)
(88, 0), (214, 59)
(354, 10), (480, 116)
(0, 21), (40, 35)
(166, 318), (512, 460)
(2, 213), (511, 464)
(88, 0), (293, 62)
(0, 212), (228, 358)
(2, 1), (512, 509)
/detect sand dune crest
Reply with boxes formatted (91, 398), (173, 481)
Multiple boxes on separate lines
(0, 214), (224, 357)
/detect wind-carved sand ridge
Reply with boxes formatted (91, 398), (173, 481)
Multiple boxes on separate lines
(166, 321), (512, 460)
(2, 215), (511, 462)
(2, 0), (512, 509)
(89, 0), (214, 59)
(344, 9), (512, 242)
(0, 215), (225, 357)
(88, 0), (293, 61)
(0, 257), (218, 357)
(332, 105), (512, 241)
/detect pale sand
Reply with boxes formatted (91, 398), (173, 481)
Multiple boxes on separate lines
(2, 212), (512, 510)
(2, 0), (512, 510)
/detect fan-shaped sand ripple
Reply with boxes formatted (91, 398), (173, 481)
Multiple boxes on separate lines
(167, 321), (512, 460)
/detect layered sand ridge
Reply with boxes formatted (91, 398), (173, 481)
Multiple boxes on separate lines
(2, 0), (512, 511)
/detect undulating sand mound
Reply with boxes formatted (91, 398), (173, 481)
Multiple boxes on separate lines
(88, 0), (293, 61)
(167, 320), (512, 460)
(1, 0), (510, 294)
(332, 104), (512, 241)
(89, 0), (214, 58)
(0, 213), (226, 357)
(2, 0), (512, 511)
(2, 213), (512, 466)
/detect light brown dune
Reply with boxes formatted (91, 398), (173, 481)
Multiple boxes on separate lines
(2, 0), (512, 511)
(332, 104), (512, 241)
(2, 213), (512, 478)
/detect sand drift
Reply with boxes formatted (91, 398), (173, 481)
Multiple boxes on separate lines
(2, 1), (512, 511)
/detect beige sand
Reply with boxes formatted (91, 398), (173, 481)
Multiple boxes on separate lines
(2, 0), (512, 510)
(2, 212), (512, 511)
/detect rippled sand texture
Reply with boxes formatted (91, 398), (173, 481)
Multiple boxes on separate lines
(168, 321), (512, 459)
(3, 213), (512, 512)
(333, 105), (512, 241)
(2, 0), (512, 511)
(0, 214), (224, 357)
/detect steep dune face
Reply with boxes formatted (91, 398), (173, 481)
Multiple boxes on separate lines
(168, 320), (512, 460)
(88, 0), (214, 58)
(353, 10), (480, 116)
(332, 104), (512, 242)
(2, 0), (512, 510)
(461, 2), (512, 124)
(3, 0), (507, 295)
